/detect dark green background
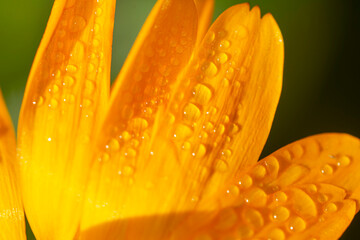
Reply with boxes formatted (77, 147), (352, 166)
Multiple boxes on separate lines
(0, 0), (359, 239)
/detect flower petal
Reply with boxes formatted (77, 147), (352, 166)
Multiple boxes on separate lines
(108, 0), (198, 135)
(17, 0), (116, 238)
(179, 133), (360, 239)
(80, 3), (283, 239)
(0, 91), (25, 240)
(194, 0), (214, 43)
(157, 5), (283, 204)
(80, 0), (199, 236)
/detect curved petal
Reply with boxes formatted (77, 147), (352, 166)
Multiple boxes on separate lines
(80, 0), (199, 237)
(179, 133), (360, 240)
(0, 91), (25, 240)
(17, 0), (116, 238)
(80, 3), (283, 239)
(155, 4), (283, 206)
(194, 0), (214, 43)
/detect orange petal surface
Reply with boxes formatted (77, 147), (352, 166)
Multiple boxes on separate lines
(17, 0), (116, 239)
(80, 0), (199, 238)
(80, 3), (283, 240)
(0, 91), (25, 240)
(194, 0), (214, 43)
(157, 4), (283, 205)
(181, 133), (360, 240)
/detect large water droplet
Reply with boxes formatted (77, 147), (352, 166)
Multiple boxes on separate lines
(173, 123), (193, 140)
(238, 174), (253, 188)
(183, 103), (201, 122)
(202, 62), (218, 77)
(271, 206), (290, 222)
(336, 155), (351, 167)
(320, 164), (333, 175)
(215, 52), (228, 64)
(244, 188), (267, 207)
(192, 84), (212, 105)
(288, 216), (306, 232)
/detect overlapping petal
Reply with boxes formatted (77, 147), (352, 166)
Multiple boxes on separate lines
(180, 133), (360, 240)
(0, 91), (25, 240)
(17, 0), (116, 239)
(80, 2), (283, 239)
(12, 0), (359, 239)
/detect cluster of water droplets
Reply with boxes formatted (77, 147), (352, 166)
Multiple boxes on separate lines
(95, 2), (198, 189)
(28, 0), (109, 153)
(191, 139), (353, 240)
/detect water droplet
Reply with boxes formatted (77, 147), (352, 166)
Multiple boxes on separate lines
(69, 16), (86, 32)
(317, 193), (328, 203)
(49, 99), (58, 108)
(202, 62), (218, 77)
(66, 64), (78, 73)
(33, 96), (44, 106)
(219, 39), (230, 49)
(304, 184), (318, 194)
(244, 188), (267, 207)
(268, 228), (285, 240)
(320, 164), (333, 175)
(182, 141), (191, 150)
(129, 118), (148, 131)
(98, 153), (110, 162)
(62, 76), (75, 87)
(226, 185), (239, 197)
(215, 52), (228, 64)
(120, 131), (131, 141)
(288, 216), (306, 232)
(324, 202), (337, 213)
(95, 7), (103, 16)
(336, 155), (351, 167)
(93, 23), (100, 33)
(183, 103), (201, 122)
(271, 206), (290, 222)
(251, 165), (266, 179)
(173, 123), (193, 140)
(226, 67), (234, 79)
(238, 174), (253, 188)
(214, 124), (225, 135)
(192, 144), (206, 158)
(215, 159), (228, 172)
(273, 191), (288, 203)
(192, 84), (212, 105)
(206, 106), (217, 115)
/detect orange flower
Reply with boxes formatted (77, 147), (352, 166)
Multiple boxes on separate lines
(0, 0), (359, 239)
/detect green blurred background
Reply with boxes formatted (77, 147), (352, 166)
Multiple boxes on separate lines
(0, 0), (359, 239)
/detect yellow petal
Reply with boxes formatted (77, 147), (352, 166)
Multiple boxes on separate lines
(160, 4), (283, 204)
(180, 133), (360, 240)
(80, 0), (199, 237)
(80, 3), (283, 239)
(0, 91), (25, 240)
(108, 0), (198, 133)
(17, 0), (116, 239)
